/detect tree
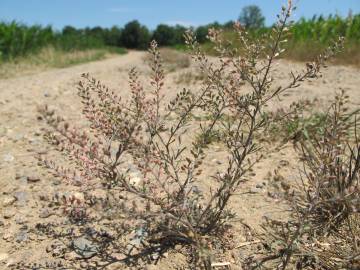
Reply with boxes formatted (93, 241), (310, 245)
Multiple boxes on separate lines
(89, 26), (105, 40)
(195, 25), (209, 43)
(104, 26), (123, 47)
(62, 25), (78, 36)
(223, 20), (235, 29)
(121, 20), (150, 49)
(239, 5), (265, 29)
(152, 24), (176, 46)
(172, 25), (187, 44)
(195, 22), (222, 43)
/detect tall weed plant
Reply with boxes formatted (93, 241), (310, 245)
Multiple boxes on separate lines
(32, 1), (350, 269)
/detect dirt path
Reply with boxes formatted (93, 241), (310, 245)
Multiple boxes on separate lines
(0, 51), (359, 269)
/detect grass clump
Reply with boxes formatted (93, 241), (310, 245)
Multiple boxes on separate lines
(263, 96), (360, 144)
(262, 100), (328, 143)
(252, 91), (360, 269)
(194, 129), (223, 148)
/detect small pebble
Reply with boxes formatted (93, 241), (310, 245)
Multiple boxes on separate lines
(14, 191), (28, 205)
(3, 231), (14, 241)
(279, 160), (290, 167)
(3, 209), (16, 219)
(2, 196), (16, 207)
(73, 237), (99, 258)
(3, 153), (14, 162)
(249, 188), (260, 194)
(39, 208), (53, 218)
(27, 175), (40, 182)
(15, 230), (28, 243)
(255, 183), (263, 189)
(52, 179), (61, 185)
(15, 216), (27, 225)
(39, 194), (50, 201)
(212, 159), (222, 165)
(281, 181), (290, 191)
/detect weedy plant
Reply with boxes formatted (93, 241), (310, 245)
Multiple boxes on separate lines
(175, 70), (207, 85)
(143, 47), (191, 72)
(261, 99), (329, 144)
(262, 95), (360, 145)
(36, 1), (344, 269)
(252, 91), (360, 269)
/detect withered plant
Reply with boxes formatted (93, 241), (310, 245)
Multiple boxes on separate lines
(254, 91), (360, 270)
(36, 1), (344, 269)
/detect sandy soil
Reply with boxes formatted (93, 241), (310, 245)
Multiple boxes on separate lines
(0, 51), (359, 269)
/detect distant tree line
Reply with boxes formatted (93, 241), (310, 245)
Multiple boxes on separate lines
(0, 5), (264, 59)
(0, 19), (235, 59)
(59, 20), (236, 50)
(1, 5), (359, 60)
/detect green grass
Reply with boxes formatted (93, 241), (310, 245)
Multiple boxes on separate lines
(281, 112), (328, 141)
(194, 129), (223, 148)
(282, 40), (360, 66)
(143, 48), (190, 72)
(171, 44), (189, 52)
(261, 105), (329, 142)
(195, 34), (360, 67)
(0, 46), (127, 78)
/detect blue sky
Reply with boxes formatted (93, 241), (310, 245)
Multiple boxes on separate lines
(1, 0), (359, 30)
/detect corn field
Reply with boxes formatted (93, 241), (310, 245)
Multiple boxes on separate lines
(284, 14), (360, 64)
(291, 14), (360, 43)
(207, 14), (360, 64)
(0, 14), (359, 62)
(0, 21), (107, 61)
(0, 21), (54, 60)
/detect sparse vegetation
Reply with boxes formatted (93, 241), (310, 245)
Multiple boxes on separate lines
(262, 95), (360, 145)
(262, 99), (328, 143)
(175, 70), (206, 85)
(0, 46), (126, 78)
(31, 1), (354, 269)
(253, 91), (360, 269)
(143, 48), (190, 72)
(1, 1), (359, 269)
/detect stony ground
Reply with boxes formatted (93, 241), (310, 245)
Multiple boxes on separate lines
(0, 51), (359, 269)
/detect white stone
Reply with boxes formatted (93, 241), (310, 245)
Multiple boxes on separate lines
(129, 173), (142, 186)
(0, 253), (8, 262)
(2, 196), (16, 206)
